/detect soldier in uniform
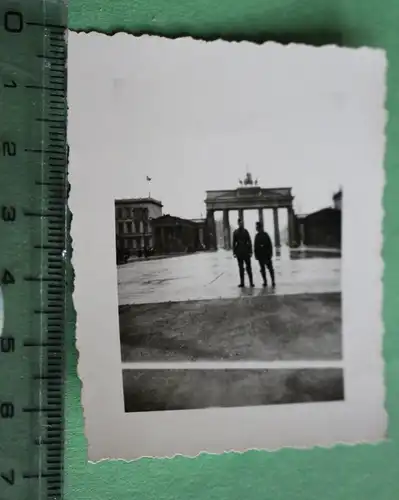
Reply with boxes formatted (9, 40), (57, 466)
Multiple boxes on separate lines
(254, 221), (276, 287)
(232, 218), (254, 288)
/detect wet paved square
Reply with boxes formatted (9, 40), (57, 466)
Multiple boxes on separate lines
(118, 247), (342, 362)
(117, 247), (341, 305)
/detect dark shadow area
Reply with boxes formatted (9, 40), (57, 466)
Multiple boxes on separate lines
(123, 368), (344, 413)
(74, 27), (345, 46)
(72, 18), (369, 49)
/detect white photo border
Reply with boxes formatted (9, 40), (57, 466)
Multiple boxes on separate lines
(68, 33), (387, 461)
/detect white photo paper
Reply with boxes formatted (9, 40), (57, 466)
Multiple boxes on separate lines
(68, 33), (387, 460)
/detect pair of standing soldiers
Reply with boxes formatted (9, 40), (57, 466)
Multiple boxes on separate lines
(232, 218), (276, 288)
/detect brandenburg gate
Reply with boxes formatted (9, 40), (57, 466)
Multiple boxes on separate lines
(204, 173), (296, 250)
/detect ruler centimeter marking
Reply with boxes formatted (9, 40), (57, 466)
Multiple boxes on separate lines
(0, 2), (68, 500)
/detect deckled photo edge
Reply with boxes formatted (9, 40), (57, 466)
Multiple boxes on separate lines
(68, 32), (388, 461)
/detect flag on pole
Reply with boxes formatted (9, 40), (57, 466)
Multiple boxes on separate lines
(146, 176), (152, 197)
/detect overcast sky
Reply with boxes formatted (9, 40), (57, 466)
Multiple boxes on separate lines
(68, 34), (381, 223)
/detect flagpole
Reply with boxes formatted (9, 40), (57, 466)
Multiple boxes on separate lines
(146, 176), (151, 198)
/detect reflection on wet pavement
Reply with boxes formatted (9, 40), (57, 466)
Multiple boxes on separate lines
(117, 246), (341, 306)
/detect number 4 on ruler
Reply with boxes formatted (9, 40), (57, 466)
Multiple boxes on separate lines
(1, 469), (15, 485)
(1, 269), (15, 284)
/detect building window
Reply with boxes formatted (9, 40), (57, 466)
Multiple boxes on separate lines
(124, 207), (130, 218)
(134, 220), (142, 234)
(126, 221), (132, 234)
(118, 222), (124, 235)
(143, 208), (149, 220)
(143, 221), (148, 234)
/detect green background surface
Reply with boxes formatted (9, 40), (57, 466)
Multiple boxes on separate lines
(66, 1), (399, 498)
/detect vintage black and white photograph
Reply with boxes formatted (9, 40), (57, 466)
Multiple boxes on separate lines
(112, 36), (345, 412)
(69, 33), (386, 459)
(116, 173), (342, 365)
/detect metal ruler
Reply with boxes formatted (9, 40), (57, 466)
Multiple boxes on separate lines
(0, 1), (68, 499)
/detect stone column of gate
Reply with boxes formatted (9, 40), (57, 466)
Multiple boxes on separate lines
(299, 221), (305, 246)
(212, 212), (218, 250)
(206, 209), (217, 250)
(222, 209), (231, 250)
(273, 207), (281, 247)
(238, 208), (244, 225)
(258, 208), (264, 226)
(287, 206), (295, 248)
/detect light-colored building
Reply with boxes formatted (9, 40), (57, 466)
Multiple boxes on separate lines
(115, 197), (163, 251)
